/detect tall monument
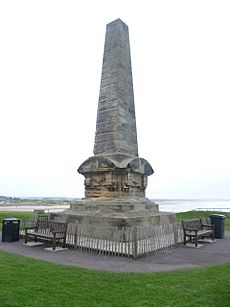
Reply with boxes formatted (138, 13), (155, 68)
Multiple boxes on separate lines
(64, 19), (175, 227)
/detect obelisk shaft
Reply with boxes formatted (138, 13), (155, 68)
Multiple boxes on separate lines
(94, 19), (138, 157)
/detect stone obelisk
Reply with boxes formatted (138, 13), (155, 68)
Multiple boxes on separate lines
(64, 19), (175, 227)
(94, 18), (138, 158)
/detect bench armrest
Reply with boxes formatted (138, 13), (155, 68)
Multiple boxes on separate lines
(202, 223), (215, 229)
(52, 230), (66, 234)
(184, 227), (198, 232)
(25, 226), (37, 230)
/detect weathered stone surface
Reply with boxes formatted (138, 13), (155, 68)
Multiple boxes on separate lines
(64, 210), (176, 228)
(94, 19), (138, 157)
(78, 156), (153, 198)
(70, 197), (159, 213)
(62, 198), (175, 228)
(59, 199), (175, 228)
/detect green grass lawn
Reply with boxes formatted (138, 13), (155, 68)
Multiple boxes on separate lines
(0, 250), (230, 307)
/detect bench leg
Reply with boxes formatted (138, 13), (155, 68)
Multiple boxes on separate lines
(183, 233), (187, 245)
(53, 236), (56, 251)
(195, 236), (198, 247)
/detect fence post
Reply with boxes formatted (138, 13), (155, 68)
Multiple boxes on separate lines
(74, 221), (78, 250)
(132, 226), (138, 260)
(173, 222), (178, 246)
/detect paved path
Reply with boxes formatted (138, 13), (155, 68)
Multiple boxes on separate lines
(0, 232), (230, 273)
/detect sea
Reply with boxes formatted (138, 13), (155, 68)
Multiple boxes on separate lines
(0, 199), (230, 213)
(155, 199), (230, 213)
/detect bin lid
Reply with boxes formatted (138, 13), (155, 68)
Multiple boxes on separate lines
(209, 214), (225, 219)
(3, 218), (20, 221)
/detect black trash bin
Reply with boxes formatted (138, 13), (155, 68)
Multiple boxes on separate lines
(2, 218), (20, 242)
(209, 214), (225, 239)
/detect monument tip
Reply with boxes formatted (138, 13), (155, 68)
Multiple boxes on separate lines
(107, 18), (128, 28)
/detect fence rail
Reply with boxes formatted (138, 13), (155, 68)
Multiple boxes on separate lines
(194, 208), (230, 212)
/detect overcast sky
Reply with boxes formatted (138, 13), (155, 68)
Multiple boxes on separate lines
(1, 1), (230, 199)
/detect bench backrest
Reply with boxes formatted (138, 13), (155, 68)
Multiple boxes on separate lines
(182, 219), (202, 230)
(36, 220), (68, 234)
(201, 216), (211, 225)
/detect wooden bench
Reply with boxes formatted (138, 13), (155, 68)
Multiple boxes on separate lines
(182, 218), (214, 247)
(25, 220), (68, 250)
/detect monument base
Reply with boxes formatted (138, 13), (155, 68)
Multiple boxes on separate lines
(56, 197), (176, 228)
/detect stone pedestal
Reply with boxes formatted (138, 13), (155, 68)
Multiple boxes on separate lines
(62, 197), (175, 228)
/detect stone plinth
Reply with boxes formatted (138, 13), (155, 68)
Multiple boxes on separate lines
(63, 198), (175, 228)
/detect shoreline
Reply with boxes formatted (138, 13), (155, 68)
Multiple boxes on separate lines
(0, 204), (70, 213)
